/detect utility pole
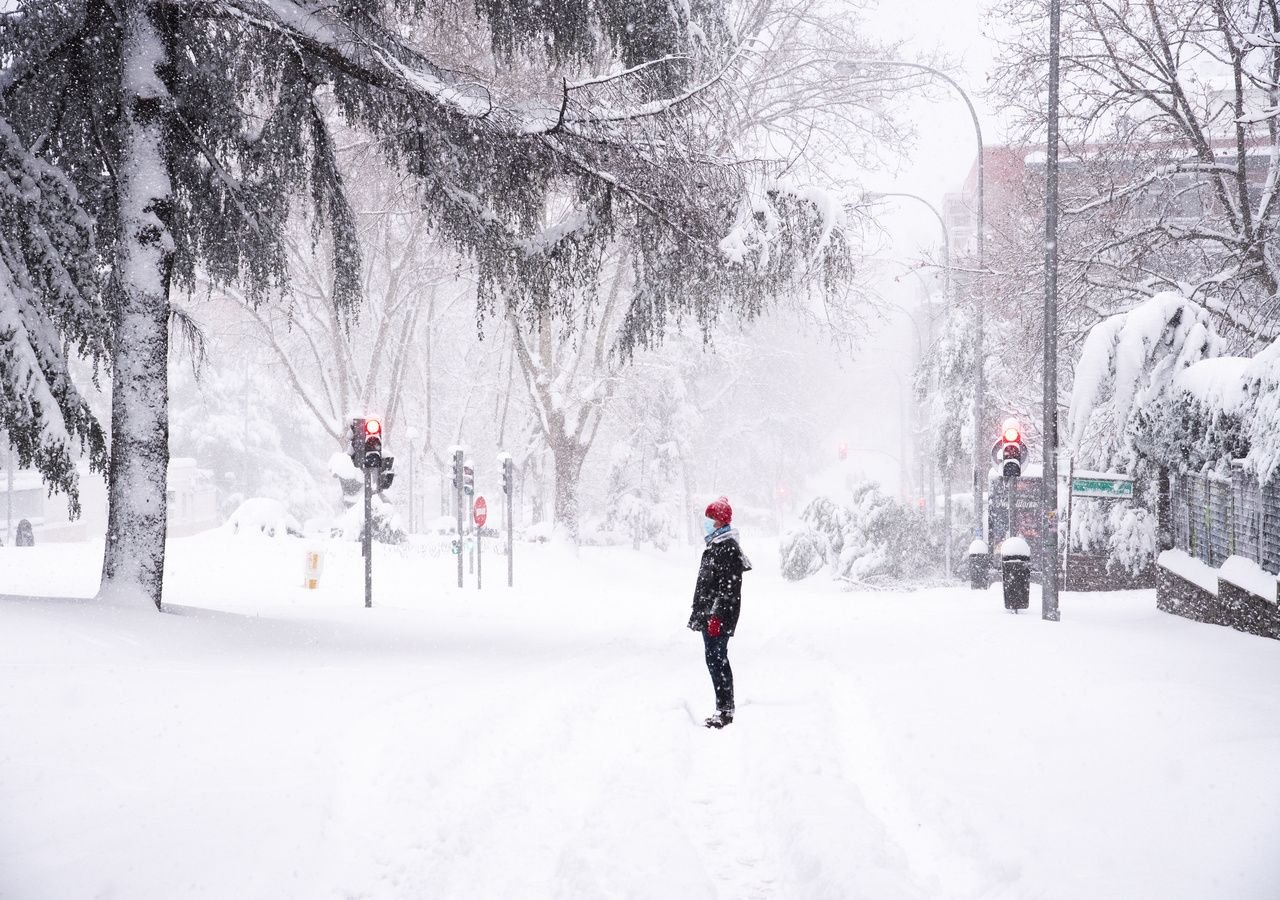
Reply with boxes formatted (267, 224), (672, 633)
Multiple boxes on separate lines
(1042, 0), (1063, 622)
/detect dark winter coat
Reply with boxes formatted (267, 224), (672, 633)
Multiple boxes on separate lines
(688, 528), (752, 636)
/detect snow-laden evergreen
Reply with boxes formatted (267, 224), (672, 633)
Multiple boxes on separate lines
(0, 119), (108, 509)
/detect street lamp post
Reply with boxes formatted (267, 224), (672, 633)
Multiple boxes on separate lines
(866, 190), (955, 575)
(865, 190), (950, 287)
(852, 60), (986, 541)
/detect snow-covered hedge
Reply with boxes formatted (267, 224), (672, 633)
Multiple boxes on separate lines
(1071, 290), (1280, 487)
(1067, 292), (1232, 572)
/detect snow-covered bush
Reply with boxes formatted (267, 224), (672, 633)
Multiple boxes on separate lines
(1107, 506), (1158, 576)
(780, 528), (827, 581)
(780, 485), (950, 586)
(590, 492), (679, 550)
(836, 483), (928, 584)
(331, 495), (405, 545)
(223, 498), (302, 538)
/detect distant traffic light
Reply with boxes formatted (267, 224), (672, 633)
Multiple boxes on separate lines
(363, 418), (383, 469)
(502, 455), (513, 495)
(837, 441), (848, 461)
(463, 461), (475, 496)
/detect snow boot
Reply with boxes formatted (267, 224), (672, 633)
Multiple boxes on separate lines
(704, 709), (734, 729)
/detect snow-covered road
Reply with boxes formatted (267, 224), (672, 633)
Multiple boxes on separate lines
(2, 534), (1278, 899)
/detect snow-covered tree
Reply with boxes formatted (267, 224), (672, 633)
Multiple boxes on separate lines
(1069, 291), (1224, 473)
(1, 0), (864, 607)
(992, 0), (1280, 349)
(1067, 291), (1224, 564)
(0, 118), (108, 511)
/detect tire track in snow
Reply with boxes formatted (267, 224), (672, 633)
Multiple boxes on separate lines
(813, 654), (1023, 900)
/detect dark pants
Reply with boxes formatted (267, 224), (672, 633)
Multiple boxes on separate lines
(702, 632), (734, 713)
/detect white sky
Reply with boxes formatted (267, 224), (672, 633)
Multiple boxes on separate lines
(860, 0), (1005, 249)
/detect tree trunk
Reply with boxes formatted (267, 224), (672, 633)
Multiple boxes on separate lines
(99, 2), (174, 610)
(552, 437), (585, 542)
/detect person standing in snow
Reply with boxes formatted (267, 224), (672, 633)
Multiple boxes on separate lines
(687, 496), (752, 728)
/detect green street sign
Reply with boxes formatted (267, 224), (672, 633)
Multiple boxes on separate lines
(1071, 475), (1134, 499)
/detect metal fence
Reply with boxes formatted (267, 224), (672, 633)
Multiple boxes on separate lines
(1172, 470), (1280, 573)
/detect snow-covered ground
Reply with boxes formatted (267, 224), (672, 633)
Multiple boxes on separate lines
(2, 532), (1278, 900)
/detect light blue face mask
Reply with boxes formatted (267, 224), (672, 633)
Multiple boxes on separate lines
(703, 517), (718, 537)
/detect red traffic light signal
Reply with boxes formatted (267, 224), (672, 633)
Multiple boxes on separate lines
(365, 418), (382, 436)
(1000, 417), (1021, 443)
(994, 417), (1027, 478)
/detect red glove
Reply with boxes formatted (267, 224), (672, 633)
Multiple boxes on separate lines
(707, 616), (722, 637)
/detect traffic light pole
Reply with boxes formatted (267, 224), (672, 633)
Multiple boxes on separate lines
(363, 468), (373, 609)
(1006, 475), (1015, 538)
(505, 460), (514, 588)
(454, 449), (464, 590)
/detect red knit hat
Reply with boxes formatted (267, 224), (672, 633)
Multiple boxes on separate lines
(705, 496), (732, 525)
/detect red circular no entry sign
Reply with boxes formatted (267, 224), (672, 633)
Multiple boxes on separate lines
(473, 496), (488, 527)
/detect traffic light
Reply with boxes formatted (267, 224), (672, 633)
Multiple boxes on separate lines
(362, 418), (383, 469)
(502, 456), (513, 495)
(349, 418), (366, 469)
(463, 461), (474, 496)
(996, 418), (1027, 478)
(452, 449), (464, 493)
(378, 456), (395, 492)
